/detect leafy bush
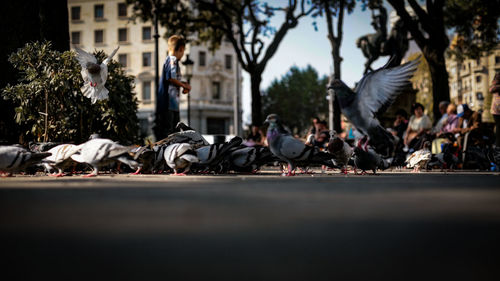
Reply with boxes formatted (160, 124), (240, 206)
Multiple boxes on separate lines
(2, 41), (140, 145)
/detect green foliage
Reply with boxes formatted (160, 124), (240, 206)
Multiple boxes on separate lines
(1, 41), (140, 145)
(262, 65), (328, 135)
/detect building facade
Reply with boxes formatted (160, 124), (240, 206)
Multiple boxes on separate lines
(447, 44), (500, 123)
(68, 0), (242, 140)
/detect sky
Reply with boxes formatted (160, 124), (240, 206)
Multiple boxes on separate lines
(240, 2), (397, 125)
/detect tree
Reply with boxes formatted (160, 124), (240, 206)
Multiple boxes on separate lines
(262, 65), (329, 135)
(311, 0), (356, 133)
(1, 41), (140, 145)
(127, 0), (315, 126)
(385, 0), (499, 120)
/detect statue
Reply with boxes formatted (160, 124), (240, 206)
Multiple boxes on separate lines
(356, 4), (409, 74)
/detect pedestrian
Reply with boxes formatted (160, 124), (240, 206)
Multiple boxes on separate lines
(490, 72), (500, 147)
(153, 35), (191, 141)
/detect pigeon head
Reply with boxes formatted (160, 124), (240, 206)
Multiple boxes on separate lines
(327, 137), (344, 153)
(87, 63), (101, 74)
(264, 114), (281, 128)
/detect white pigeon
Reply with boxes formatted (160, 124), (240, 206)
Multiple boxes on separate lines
(406, 141), (432, 172)
(164, 143), (199, 175)
(42, 144), (83, 177)
(74, 46), (119, 104)
(0, 145), (51, 176)
(70, 138), (138, 177)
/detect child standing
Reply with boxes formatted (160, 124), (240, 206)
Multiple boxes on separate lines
(153, 35), (191, 141)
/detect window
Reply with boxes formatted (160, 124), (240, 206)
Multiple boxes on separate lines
(476, 92), (484, 100)
(142, 52), (152, 67)
(496, 56), (500, 64)
(476, 76), (481, 83)
(142, 81), (151, 103)
(118, 28), (127, 42)
(225, 54), (232, 70)
(212, 81), (221, 99)
(207, 118), (227, 134)
(94, 4), (104, 19)
(199, 51), (206, 66)
(71, 6), (81, 21)
(118, 54), (127, 67)
(71, 31), (81, 45)
(142, 26), (151, 41)
(94, 30), (104, 44)
(118, 3), (127, 17)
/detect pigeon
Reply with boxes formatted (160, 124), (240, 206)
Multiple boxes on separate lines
(70, 138), (139, 177)
(193, 137), (243, 173)
(327, 131), (353, 174)
(131, 145), (156, 174)
(163, 143), (199, 175)
(29, 141), (60, 152)
(327, 57), (420, 157)
(155, 125), (209, 149)
(42, 144), (83, 177)
(352, 136), (390, 174)
(264, 114), (335, 176)
(74, 45), (119, 104)
(0, 145), (51, 176)
(406, 141), (432, 172)
(227, 145), (276, 173)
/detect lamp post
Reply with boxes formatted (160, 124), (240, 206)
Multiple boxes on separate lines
(182, 54), (194, 125)
(152, 0), (160, 134)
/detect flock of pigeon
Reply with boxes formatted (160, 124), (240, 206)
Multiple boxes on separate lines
(0, 55), (435, 177)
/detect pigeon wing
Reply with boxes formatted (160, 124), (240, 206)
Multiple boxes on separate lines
(354, 57), (420, 116)
(278, 135), (311, 160)
(74, 46), (97, 68)
(102, 46), (120, 65)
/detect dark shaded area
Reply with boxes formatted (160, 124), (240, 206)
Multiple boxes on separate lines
(1, 174), (500, 280)
(0, 0), (69, 144)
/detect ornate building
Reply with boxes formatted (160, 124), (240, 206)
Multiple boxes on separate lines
(67, 0), (242, 140)
(447, 43), (500, 123)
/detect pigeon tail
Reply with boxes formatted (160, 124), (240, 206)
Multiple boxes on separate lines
(367, 125), (396, 158)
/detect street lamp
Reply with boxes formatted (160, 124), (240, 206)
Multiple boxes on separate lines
(182, 54), (194, 125)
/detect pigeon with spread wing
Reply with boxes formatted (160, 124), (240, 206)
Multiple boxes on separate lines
(327, 57), (420, 157)
(74, 46), (119, 104)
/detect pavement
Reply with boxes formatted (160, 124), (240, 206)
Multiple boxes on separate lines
(1, 169), (500, 280)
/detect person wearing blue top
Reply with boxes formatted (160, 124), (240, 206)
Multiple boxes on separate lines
(153, 35), (191, 141)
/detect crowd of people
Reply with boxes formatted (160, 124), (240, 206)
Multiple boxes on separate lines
(244, 72), (500, 171)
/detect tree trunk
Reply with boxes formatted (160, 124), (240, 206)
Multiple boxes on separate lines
(250, 74), (263, 126)
(332, 51), (342, 133)
(39, 0), (70, 52)
(425, 51), (450, 120)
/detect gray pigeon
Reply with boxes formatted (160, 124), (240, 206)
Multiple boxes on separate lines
(327, 131), (353, 174)
(70, 138), (138, 177)
(352, 136), (390, 174)
(74, 46), (119, 104)
(42, 143), (83, 177)
(227, 145), (276, 173)
(0, 145), (51, 176)
(264, 114), (335, 176)
(163, 143), (199, 175)
(155, 127), (209, 149)
(327, 57), (420, 157)
(193, 137), (243, 173)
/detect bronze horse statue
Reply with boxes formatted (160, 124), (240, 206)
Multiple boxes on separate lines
(357, 18), (409, 74)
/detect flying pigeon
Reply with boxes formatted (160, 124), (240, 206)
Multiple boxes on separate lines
(74, 45), (120, 104)
(327, 57), (420, 157)
(406, 141), (432, 172)
(42, 144), (83, 177)
(264, 114), (335, 176)
(352, 136), (390, 174)
(70, 138), (139, 177)
(0, 146), (51, 176)
(163, 143), (199, 175)
(327, 131), (353, 174)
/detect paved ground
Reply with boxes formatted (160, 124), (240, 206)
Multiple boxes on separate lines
(1, 170), (500, 280)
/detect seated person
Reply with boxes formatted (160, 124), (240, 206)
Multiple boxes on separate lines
(431, 101), (450, 135)
(404, 103), (432, 151)
(432, 103), (459, 153)
(306, 120), (330, 148)
(391, 109), (409, 140)
(245, 125), (265, 146)
(452, 104), (482, 148)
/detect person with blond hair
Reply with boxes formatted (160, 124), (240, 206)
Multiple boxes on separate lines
(153, 35), (191, 140)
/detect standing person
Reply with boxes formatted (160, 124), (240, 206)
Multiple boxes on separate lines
(490, 72), (500, 147)
(153, 35), (191, 141)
